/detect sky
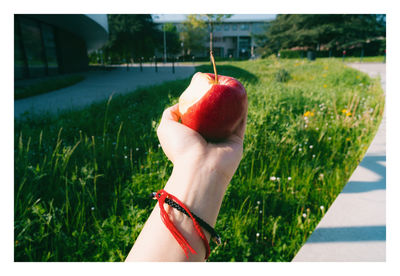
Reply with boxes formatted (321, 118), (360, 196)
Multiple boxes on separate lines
(152, 14), (277, 23)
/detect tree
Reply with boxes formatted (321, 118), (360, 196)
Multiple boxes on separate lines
(259, 14), (386, 54)
(158, 23), (181, 56)
(103, 14), (160, 62)
(180, 15), (208, 57)
(180, 14), (232, 57)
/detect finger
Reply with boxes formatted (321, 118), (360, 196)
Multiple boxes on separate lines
(233, 107), (248, 141)
(158, 104), (179, 138)
(161, 103), (180, 123)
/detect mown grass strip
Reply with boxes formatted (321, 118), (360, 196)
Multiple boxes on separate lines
(15, 75), (85, 100)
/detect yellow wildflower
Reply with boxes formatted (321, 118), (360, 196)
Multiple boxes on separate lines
(356, 75), (360, 79)
(346, 138), (351, 141)
(346, 112), (352, 117)
(304, 111), (314, 117)
(323, 74), (327, 77)
(341, 109), (348, 114)
(323, 84), (327, 88)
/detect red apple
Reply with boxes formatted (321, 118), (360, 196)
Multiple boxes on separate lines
(178, 72), (247, 142)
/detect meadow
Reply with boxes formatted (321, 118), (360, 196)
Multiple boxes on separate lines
(14, 57), (384, 261)
(14, 74), (85, 100)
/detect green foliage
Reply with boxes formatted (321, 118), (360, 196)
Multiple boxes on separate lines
(181, 15), (208, 56)
(260, 14), (386, 53)
(181, 14), (232, 56)
(103, 14), (160, 60)
(279, 50), (303, 59)
(159, 23), (181, 55)
(275, 68), (291, 82)
(14, 58), (384, 261)
(14, 75), (84, 100)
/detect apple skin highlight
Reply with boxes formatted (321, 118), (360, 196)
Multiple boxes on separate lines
(179, 73), (247, 142)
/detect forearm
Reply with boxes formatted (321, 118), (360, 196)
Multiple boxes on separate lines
(125, 162), (230, 262)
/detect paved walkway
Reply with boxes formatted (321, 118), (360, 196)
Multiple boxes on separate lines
(14, 64), (195, 119)
(293, 62), (386, 261)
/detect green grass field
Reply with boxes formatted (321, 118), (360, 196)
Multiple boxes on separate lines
(14, 57), (384, 261)
(15, 75), (85, 100)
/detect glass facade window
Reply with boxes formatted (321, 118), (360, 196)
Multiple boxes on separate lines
(14, 20), (27, 79)
(213, 37), (222, 43)
(224, 24), (229, 31)
(41, 23), (58, 75)
(240, 24), (249, 31)
(14, 16), (60, 80)
(238, 37), (251, 58)
(252, 22), (266, 34)
(239, 37), (251, 49)
(19, 17), (46, 78)
(232, 24), (237, 31)
(215, 24), (222, 31)
(213, 47), (223, 57)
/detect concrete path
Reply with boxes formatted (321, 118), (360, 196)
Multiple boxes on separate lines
(293, 62), (386, 262)
(14, 64), (195, 119)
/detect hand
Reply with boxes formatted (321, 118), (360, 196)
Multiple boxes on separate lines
(126, 103), (247, 261)
(157, 103), (247, 185)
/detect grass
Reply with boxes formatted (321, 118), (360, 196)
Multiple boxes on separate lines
(14, 57), (385, 261)
(14, 74), (85, 100)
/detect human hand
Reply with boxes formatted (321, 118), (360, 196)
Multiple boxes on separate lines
(126, 103), (247, 262)
(157, 103), (247, 185)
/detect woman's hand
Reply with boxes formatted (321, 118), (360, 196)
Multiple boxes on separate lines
(157, 103), (247, 185)
(126, 103), (247, 261)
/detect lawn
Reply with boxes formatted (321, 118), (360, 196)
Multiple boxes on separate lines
(14, 57), (384, 261)
(14, 74), (85, 100)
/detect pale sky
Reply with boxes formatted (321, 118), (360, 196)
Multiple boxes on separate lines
(152, 14), (276, 23)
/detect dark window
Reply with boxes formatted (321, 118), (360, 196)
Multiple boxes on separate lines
(41, 23), (58, 75)
(224, 24), (229, 31)
(14, 18), (27, 79)
(232, 24), (237, 31)
(238, 37), (251, 58)
(240, 24), (249, 31)
(213, 47), (223, 57)
(19, 17), (46, 77)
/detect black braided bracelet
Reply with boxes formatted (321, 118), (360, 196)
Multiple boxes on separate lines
(150, 192), (221, 245)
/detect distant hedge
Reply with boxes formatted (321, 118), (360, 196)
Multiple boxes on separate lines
(279, 40), (385, 59)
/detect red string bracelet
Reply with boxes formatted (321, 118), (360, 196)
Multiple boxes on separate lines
(154, 189), (211, 260)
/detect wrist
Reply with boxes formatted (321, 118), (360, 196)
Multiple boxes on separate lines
(163, 160), (230, 227)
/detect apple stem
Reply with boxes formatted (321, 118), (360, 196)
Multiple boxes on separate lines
(209, 21), (218, 84)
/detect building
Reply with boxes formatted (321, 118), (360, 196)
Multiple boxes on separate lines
(14, 14), (108, 80)
(152, 14), (275, 59)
